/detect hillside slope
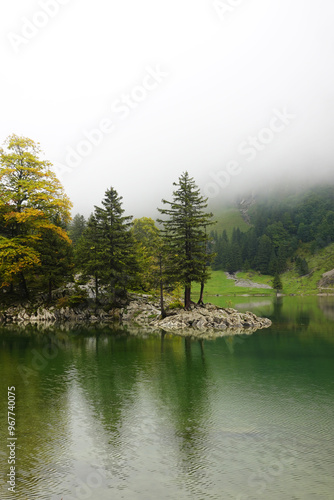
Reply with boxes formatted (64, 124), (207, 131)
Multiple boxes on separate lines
(234, 242), (334, 295)
(213, 207), (251, 238)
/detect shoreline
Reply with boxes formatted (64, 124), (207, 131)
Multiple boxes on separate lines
(0, 294), (272, 338)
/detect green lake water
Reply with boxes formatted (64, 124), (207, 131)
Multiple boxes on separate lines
(0, 296), (333, 499)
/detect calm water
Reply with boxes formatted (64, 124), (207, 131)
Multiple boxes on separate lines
(0, 296), (333, 500)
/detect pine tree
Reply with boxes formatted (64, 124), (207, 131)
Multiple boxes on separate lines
(157, 172), (215, 309)
(77, 187), (138, 304)
(68, 214), (86, 246)
(268, 248), (278, 276)
(220, 230), (230, 270)
(255, 235), (272, 274)
(272, 273), (283, 294)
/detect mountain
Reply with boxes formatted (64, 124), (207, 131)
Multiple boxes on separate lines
(210, 184), (334, 278)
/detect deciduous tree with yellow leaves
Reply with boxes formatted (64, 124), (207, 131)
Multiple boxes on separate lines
(0, 134), (73, 298)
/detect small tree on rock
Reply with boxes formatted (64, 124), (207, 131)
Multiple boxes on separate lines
(157, 172), (215, 309)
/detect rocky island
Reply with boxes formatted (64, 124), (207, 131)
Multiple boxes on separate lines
(0, 293), (272, 339)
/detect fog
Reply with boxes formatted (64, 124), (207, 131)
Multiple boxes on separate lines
(1, 0), (334, 219)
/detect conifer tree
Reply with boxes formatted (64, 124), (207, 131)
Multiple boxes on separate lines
(78, 187), (138, 303)
(157, 172), (215, 309)
(255, 234), (272, 274)
(68, 214), (86, 247)
(272, 272), (283, 294)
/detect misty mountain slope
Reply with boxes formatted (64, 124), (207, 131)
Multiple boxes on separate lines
(211, 184), (334, 277)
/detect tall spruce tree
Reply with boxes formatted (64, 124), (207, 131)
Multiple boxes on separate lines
(78, 187), (137, 303)
(157, 172), (215, 309)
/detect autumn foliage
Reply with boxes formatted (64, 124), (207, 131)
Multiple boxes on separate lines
(0, 134), (72, 298)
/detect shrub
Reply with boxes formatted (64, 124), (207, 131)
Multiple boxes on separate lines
(168, 299), (184, 310)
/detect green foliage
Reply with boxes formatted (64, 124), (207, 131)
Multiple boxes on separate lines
(157, 171), (215, 308)
(167, 299), (184, 310)
(272, 273), (283, 292)
(132, 217), (160, 246)
(3, 136), (333, 307)
(295, 256), (309, 276)
(250, 186), (334, 246)
(67, 290), (88, 307)
(212, 185), (334, 277)
(68, 214), (86, 246)
(56, 290), (88, 308)
(75, 187), (138, 304)
(131, 217), (162, 292)
(35, 226), (73, 300)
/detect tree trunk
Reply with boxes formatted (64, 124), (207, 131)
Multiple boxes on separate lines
(19, 272), (29, 298)
(160, 279), (166, 318)
(185, 336), (192, 357)
(197, 281), (205, 305)
(198, 339), (205, 359)
(95, 273), (99, 304)
(47, 278), (52, 303)
(111, 278), (116, 305)
(160, 331), (166, 353)
(184, 285), (191, 310)
(159, 255), (166, 318)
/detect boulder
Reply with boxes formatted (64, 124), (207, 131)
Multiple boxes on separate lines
(318, 269), (334, 289)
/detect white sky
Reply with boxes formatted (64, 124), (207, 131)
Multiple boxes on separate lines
(1, 0), (334, 218)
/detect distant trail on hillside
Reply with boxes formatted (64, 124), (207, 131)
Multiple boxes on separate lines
(225, 272), (272, 289)
(237, 195), (256, 225)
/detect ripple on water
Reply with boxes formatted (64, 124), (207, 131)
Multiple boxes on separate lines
(1, 318), (334, 500)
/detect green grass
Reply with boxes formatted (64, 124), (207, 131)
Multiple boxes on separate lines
(191, 270), (273, 300)
(236, 271), (273, 286)
(213, 208), (251, 238)
(279, 243), (334, 295)
(191, 243), (334, 300)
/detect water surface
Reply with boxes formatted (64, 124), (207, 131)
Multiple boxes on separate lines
(0, 296), (333, 499)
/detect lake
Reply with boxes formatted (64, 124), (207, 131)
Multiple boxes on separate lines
(0, 296), (333, 499)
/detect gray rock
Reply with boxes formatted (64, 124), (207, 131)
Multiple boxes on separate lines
(0, 294), (272, 339)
